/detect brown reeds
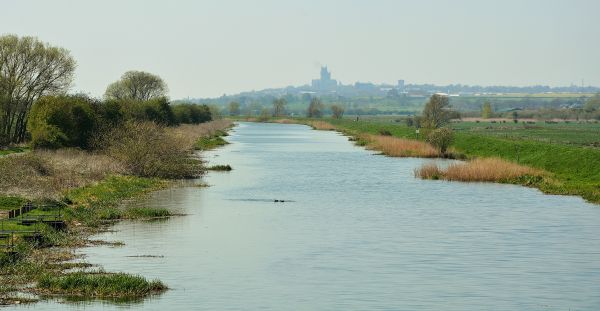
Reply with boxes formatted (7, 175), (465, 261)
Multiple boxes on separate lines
(415, 158), (543, 182)
(365, 134), (440, 158)
(308, 121), (337, 131)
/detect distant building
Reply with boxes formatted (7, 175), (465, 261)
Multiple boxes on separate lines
(397, 79), (405, 91)
(311, 66), (338, 91)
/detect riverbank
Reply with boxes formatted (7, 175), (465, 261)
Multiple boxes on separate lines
(249, 117), (599, 205)
(0, 120), (232, 305)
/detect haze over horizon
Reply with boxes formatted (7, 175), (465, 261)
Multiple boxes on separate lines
(2, 0), (599, 99)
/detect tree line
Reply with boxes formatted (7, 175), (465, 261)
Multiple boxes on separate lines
(0, 35), (212, 148)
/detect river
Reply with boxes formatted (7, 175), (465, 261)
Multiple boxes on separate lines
(26, 122), (600, 310)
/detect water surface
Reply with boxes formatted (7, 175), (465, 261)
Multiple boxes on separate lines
(26, 122), (600, 310)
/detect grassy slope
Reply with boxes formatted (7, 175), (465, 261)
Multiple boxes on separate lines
(318, 118), (600, 204)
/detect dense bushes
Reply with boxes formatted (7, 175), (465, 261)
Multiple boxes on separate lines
(27, 95), (212, 149)
(28, 95), (97, 149)
(96, 122), (202, 179)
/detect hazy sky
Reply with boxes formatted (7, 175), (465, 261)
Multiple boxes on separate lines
(2, 0), (599, 98)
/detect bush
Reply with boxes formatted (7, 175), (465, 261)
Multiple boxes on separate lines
(427, 127), (454, 155)
(172, 103), (212, 124)
(96, 121), (202, 178)
(27, 95), (98, 149)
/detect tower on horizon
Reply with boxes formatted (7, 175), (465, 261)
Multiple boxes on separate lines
(312, 66), (337, 91)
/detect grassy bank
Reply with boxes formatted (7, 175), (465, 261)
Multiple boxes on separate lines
(271, 117), (600, 205)
(0, 120), (234, 304)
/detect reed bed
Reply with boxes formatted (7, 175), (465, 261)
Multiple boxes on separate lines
(365, 134), (440, 158)
(272, 119), (299, 124)
(415, 158), (543, 182)
(308, 121), (337, 131)
(169, 120), (233, 145)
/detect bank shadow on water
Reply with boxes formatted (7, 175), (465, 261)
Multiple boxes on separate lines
(28, 122), (600, 311)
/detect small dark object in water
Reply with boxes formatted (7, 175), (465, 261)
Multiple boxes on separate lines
(274, 200), (285, 203)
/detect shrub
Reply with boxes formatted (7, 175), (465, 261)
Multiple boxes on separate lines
(27, 95), (98, 149)
(96, 121), (202, 179)
(427, 128), (454, 155)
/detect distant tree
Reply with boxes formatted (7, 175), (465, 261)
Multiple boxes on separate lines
(427, 127), (454, 155)
(258, 108), (271, 122)
(0, 35), (76, 144)
(331, 104), (345, 119)
(584, 93), (600, 112)
(307, 98), (324, 118)
(228, 101), (240, 116)
(208, 105), (222, 120)
(512, 111), (519, 123)
(105, 71), (168, 101)
(482, 101), (493, 118)
(272, 98), (287, 117)
(421, 94), (452, 129)
(27, 95), (97, 149)
(172, 103), (212, 124)
(405, 117), (414, 127)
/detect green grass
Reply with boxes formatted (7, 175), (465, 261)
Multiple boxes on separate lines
(124, 207), (172, 219)
(0, 146), (29, 156)
(64, 175), (168, 226)
(296, 117), (600, 205)
(37, 272), (167, 298)
(194, 130), (229, 150)
(0, 196), (27, 211)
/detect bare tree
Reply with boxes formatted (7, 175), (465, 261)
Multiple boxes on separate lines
(104, 71), (168, 101)
(272, 98), (286, 117)
(331, 104), (345, 119)
(307, 97), (324, 118)
(0, 35), (76, 144)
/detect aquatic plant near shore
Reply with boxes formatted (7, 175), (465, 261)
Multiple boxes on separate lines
(36, 272), (167, 298)
(415, 158), (543, 182)
(365, 134), (440, 158)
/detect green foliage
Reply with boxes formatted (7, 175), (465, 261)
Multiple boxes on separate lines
(194, 130), (229, 150)
(207, 164), (232, 171)
(584, 93), (600, 113)
(27, 95), (97, 149)
(0, 195), (26, 210)
(427, 128), (454, 154)
(37, 272), (167, 298)
(172, 103), (211, 124)
(125, 207), (172, 219)
(421, 94), (453, 129)
(482, 101), (493, 118)
(104, 71), (167, 101)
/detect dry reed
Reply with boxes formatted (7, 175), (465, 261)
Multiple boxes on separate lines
(308, 121), (337, 131)
(415, 158), (542, 182)
(365, 134), (440, 158)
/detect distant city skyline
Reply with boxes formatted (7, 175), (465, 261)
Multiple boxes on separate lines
(2, 0), (599, 99)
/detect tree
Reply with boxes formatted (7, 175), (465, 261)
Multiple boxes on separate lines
(512, 111), (519, 123)
(584, 93), (600, 112)
(482, 101), (493, 118)
(228, 101), (240, 116)
(104, 71), (167, 101)
(331, 104), (345, 119)
(272, 98), (287, 117)
(421, 94), (452, 129)
(307, 97), (324, 118)
(0, 35), (76, 144)
(427, 127), (454, 155)
(27, 95), (97, 149)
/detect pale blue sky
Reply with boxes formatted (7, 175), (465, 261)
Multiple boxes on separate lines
(2, 0), (599, 98)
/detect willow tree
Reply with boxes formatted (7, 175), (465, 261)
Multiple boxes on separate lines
(421, 94), (452, 129)
(272, 98), (286, 117)
(104, 71), (168, 101)
(0, 35), (76, 144)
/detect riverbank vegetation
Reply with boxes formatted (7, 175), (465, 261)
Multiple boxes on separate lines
(0, 35), (236, 305)
(415, 158), (544, 183)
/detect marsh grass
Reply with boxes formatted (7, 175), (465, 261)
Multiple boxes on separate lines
(36, 272), (167, 298)
(207, 164), (232, 171)
(308, 121), (337, 131)
(415, 158), (544, 183)
(365, 134), (440, 158)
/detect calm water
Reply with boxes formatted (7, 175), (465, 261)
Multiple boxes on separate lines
(24, 122), (600, 310)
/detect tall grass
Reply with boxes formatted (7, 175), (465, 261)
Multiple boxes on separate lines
(308, 121), (336, 131)
(0, 150), (125, 200)
(415, 158), (543, 182)
(365, 134), (440, 158)
(37, 272), (167, 298)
